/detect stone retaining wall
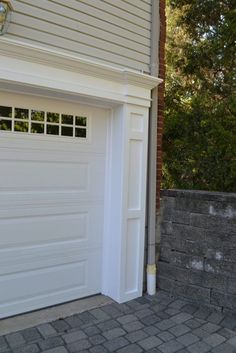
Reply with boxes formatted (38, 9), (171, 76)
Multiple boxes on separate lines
(158, 189), (236, 312)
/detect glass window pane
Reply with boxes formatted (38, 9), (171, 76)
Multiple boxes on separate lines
(75, 128), (86, 138)
(31, 123), (44, 134)
(14, 121), (28, 132)
(15, 108), (29, 120)
(76, 116), (87, 126)
(0, 106), (12, 118)
(62, 114), (73, 125)
(31, 110), (44, 121)
(47, 112), (59, 123)
(0, 119), (12, 131)
(47, 124), (59, 135)
(62, 126), (73, 137)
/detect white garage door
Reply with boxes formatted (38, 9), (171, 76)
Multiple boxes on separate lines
(0, 92), (108, 318)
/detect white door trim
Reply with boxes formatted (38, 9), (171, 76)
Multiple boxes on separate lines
(0, 38), (162, 304)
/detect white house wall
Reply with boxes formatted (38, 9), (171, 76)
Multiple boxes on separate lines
(8, 0), (152, 73)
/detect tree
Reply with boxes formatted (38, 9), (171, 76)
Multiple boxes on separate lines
(163, 0), (236, 192)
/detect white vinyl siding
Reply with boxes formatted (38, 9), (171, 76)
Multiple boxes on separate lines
(8, 0), (152, 73)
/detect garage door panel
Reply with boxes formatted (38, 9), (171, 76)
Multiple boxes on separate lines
(0, 252), (101, 318)
(0, 92), (108, 318)
(0, 199), (104, 219)
(0, 242), (102, 275)
(0, 134), (107, 154)
(0, 205), (103, 247)
(0, 156), (105, 195)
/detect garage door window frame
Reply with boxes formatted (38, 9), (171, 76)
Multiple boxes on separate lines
(0, 104), (88, 139)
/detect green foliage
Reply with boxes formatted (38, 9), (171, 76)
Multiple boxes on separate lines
(163, 0), (236, 192)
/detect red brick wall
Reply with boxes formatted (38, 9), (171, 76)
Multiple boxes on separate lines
(157, 0), (166, 211)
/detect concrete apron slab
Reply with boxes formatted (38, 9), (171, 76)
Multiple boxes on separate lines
(0, 295), (113, 336)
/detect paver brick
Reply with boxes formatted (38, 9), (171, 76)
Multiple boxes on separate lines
(152, 304), (169, 314)
(117, 315), (137, 325)
(171, 313), (193, 324)
(211, 342), (236, 353)
(176, 333), (199, 347)
(201, 322), (220, 334)
(228, 335), (236, 347)
(135, 309), (154, 319)
(97, 319), (120, 332)
(12, 344), (40, 353)
(122, 321), (144, 333)
(220, 316), (236, 330)
(38, 336), (64, 350)
(156, 319), (176, 331)
(88, 335), (105, 346)
(21, 329), (41, 343)
(37, 324), (57, 338)
(82, 327), (100, 337)
(217, 328), (236, 339)
(0, 336), (9, 352)
(103, 328), (126, 340)
(103, 336), (129, 352)
(140, 314), (160, 326)
(187, 341), (211, 353)
(116, 343), (143, 353)
(89, 309), (110, 322)
(169, 300), (187, 310)
(101, 304), (123, 318)
(182, 304), (199, 315)
(158, 339), (184, 353)
(65, 316), (83, 329)
(51, 320), (70, 333)
(157, 332), (174, 343)
(89, 345), (108, 353)
(77, 312), (96, 325)
(207, 312), (225, 325)
(192, 328), (210, 339)
(185, 319), (206, 329)
(168, 323), (190, 337)
(138, 336), (162, 350)
(41, 347), (68, 353)
(193, 308), (212, 321)
(143, 326), (161, 336)
(5, 333), (25, 348)
(62, 330), (87, 344)
(156, 312), (169, 320)
(125, 329), (148, 343)
(164, 308), (179, 316)
(67, 339), (91, 352)
(203, 333), (226, 347)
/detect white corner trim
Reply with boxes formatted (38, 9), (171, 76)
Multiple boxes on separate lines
(0, 38), (162, 91)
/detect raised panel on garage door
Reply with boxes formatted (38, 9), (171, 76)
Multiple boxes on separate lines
(0, 92), (109, 318)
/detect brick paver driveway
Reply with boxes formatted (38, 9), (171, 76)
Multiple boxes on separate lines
(1, 291), (236, 353)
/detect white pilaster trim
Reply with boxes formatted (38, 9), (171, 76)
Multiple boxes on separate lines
(102, 103), (149, 302)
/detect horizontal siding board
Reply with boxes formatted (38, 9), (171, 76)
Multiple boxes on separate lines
(50, 0), (151, 37)
(15, 0), (150, 46)
(12, 2), (150, 54)
(12, 13), (150, 62)
(62, 0), (151, 29)
(97, 0), (151, 21)
(7, 24), (150, 72)
(120, 0), (151, 13)
(9, 0), (152, 73)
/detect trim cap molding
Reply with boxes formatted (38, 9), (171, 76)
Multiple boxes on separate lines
(0, 38), (162, 90)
